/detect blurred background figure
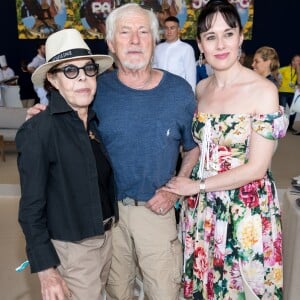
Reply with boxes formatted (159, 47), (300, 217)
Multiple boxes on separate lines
(153, 16), (196, 92)
(278, 54), (300, 133)
(239, 49), (246, 65)
(0, 55), (16, 83)
(17, 59), (38, 108)
(27, 42), (49, 105)
(0, 55), (18, 107)
(196, 53), (214, 84)
(239, 49), (254, 69)
(27, 42), (46, 74)
(252, 46), (281, 87)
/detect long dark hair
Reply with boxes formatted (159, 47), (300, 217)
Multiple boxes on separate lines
(197, 0), (243, 40)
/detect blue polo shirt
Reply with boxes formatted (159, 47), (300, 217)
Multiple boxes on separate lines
(93, 70), (196, 201)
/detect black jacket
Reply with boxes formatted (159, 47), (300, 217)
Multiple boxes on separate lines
(16, 90), (118, 273)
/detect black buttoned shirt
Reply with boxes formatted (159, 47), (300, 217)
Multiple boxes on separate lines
(16, 91), (118, 273)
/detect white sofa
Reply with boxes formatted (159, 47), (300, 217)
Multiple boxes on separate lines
(0, 107), (27, 161)
(0, 85), (23, 107)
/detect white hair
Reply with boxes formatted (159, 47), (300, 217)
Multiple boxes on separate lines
(105, 3), (160, 44)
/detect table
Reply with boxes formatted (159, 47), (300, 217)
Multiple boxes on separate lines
(282, 189), (300, 300)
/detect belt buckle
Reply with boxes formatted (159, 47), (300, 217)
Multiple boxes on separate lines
(121, 197), (138, 206)
(103, 217), (113, 231)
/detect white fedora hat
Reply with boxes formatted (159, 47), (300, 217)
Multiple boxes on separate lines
(32, 29), (113, 86)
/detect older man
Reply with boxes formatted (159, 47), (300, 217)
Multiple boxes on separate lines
(93, 4), (198, 300)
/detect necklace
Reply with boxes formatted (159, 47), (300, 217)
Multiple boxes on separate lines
(118, 70), (153, 90)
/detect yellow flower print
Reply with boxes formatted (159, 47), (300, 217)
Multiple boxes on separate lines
(237, 215), (262, 250)
(265, 265), (283, 287)
(259, 197), (268, 213)
(231, 203), (244, 221)
(273, 266), (283, 286)
(197, 113), (208, 123)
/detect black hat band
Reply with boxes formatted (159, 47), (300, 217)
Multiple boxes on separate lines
(49, 48), (92, 63)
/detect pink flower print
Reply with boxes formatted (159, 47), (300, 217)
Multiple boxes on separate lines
(187, 195), (197, 209)
(194, 247), (209, 278)
(239, 183), (259, 208)
(218, 145), (232, 172)
(207, 271), (214, 300)
(183, 280), (193, 298)
(274, 233), (283, 263)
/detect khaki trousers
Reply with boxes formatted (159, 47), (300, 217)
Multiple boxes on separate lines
(106, 203), (182, 300)
(52, 230), (112, 300)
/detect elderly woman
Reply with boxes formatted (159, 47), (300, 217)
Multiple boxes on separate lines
(16, 29), (117, 300)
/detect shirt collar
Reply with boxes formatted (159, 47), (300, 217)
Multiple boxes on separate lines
(48, 90), (97, 122)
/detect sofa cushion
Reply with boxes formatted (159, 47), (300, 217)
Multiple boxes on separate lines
(0, 107), (27, 129)
(0, 107), (27, 142)
(0, 129), (19, 142)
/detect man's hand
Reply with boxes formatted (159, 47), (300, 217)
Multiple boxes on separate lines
(145, 189), (178, 215)
(38, 267), (71, 300)
(26, 103), (47, 120)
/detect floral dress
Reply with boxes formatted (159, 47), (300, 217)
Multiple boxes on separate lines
(182, 109), (288, 300)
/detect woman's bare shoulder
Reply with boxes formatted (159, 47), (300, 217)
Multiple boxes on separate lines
(196, 76), (213, 96)
(242, 69), (279, 113)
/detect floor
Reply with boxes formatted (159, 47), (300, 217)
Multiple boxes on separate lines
(0, 123), (299, 300)
(0, 194), (41, 300)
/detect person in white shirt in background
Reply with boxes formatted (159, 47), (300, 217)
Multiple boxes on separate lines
(27, 43), (49, 105)
(0, 55), (15, 82)
(153, 16), (196, 92)
(27, 43), (46, 74)
(0, 55), (17, 107)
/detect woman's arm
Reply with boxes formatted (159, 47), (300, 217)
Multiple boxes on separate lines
(163, 80), (279, 196)
(16, 118), (60, 272)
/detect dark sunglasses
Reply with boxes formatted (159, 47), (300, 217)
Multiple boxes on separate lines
(51, 63), (99, 79)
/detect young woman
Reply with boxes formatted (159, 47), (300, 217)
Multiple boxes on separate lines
(163, 0), (288, 299)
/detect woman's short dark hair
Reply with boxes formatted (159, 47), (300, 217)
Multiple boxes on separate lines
(197, 0), (242, 39)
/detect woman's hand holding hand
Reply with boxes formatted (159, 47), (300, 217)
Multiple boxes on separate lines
(162, 176), (199, 196)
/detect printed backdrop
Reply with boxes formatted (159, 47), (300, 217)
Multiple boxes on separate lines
(16, 0), (254, 40)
